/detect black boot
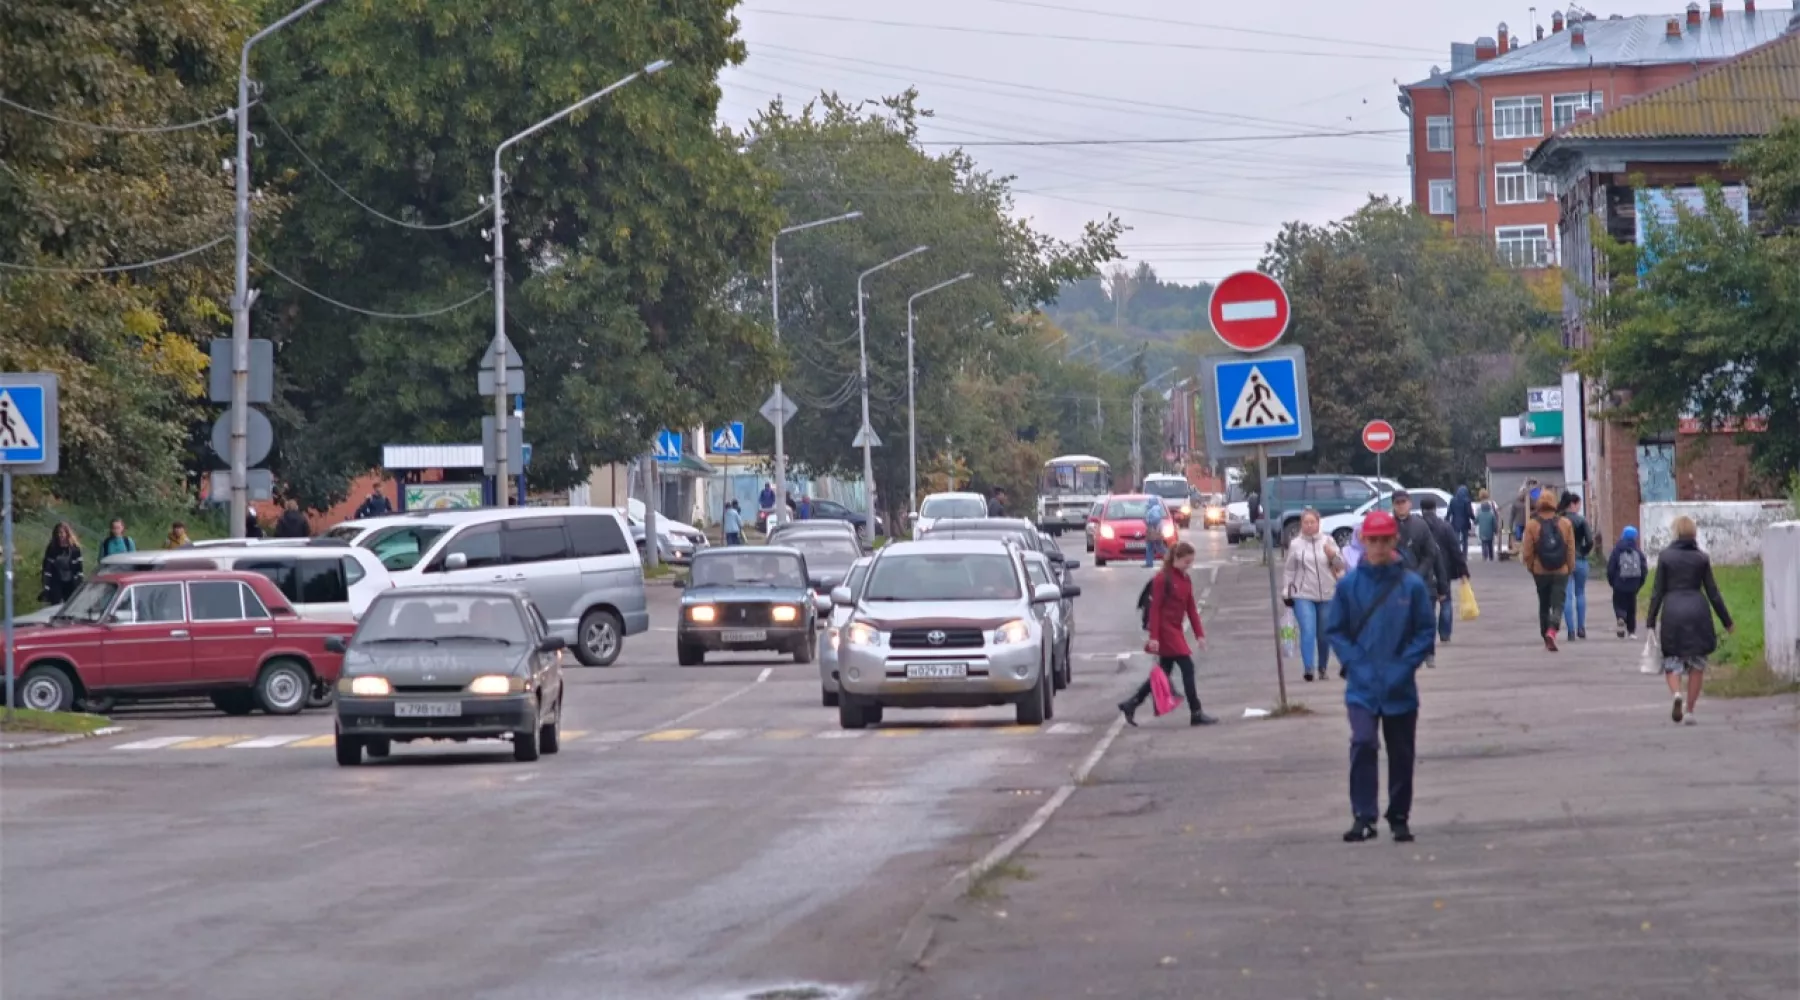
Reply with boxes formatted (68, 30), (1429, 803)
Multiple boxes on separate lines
(1190, 711), (1218, 726)
(1388, 817), (1414, 842)
(1118, 700), (1139, 727)
(1343, 819), (1378, 843)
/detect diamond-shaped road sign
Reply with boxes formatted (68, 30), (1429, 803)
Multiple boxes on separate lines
(760, 390), (798, 428)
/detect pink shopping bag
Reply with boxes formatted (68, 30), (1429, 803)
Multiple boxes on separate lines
(1149, 663), (1181, 717)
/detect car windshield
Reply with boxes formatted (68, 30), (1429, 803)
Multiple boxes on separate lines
(1105, 499), (1150, 519)
(690, 552), (806, 588)
(1041, 461), (1110, 495)
(1144, 480), (1188, 499)
(920, 496), (985, 519)
(785, 535), (861, 563)
(53, 581), (119, 623)
(355, 594), (529, 645)
(846, 563), (871, 597)
(864, 553), (1022, 602)
(356, 525), (450, 571)
(325, 524), (364, 542)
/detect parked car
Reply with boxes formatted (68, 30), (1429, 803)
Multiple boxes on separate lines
(9, 570), (354, 715)
(1263, 474), (1383, 546)
(353, 507), (647, 667)
(1021, 550), (1074, 691)
(1141, 474), (1196, 528)
(624, 498), (708, 564)
(675, 547), (829, 666)
(1319, 489), (1457, 548)
(330, 587), (566, 765)
(818, 556), (873, 707)
(98, 541), (392, 622)
(1091, 495), (1174, 567)
(909, 491), (988, 539)
(768, 518), (866, 550)
(803, 497), (885, 537)
(830, 539), (1076, 728)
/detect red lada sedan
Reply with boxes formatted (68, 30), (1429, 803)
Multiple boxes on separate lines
(1091, 495), (1176, 567)
(10, 571), (356, 716)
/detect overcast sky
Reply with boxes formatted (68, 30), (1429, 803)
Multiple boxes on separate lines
(718, 0), (1675, 284)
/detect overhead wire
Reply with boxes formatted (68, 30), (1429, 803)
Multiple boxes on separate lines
(962, 0), (1443, 56)
(261, 108), (491, 231)
(0, 235), (230, 274)
(250, 252), (490, 319)
(0, 94), (244, 134)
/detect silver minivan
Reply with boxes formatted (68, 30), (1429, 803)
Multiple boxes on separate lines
(362, 508), (648, 666)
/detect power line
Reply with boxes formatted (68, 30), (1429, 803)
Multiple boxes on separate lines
(0, 94), (242, 134)
(0, 235), (229, 274)
(911, 128), (1405, 148)
(261, 109), (491, 231)
(967, 0), (1443, 56)
(250, 252), (490, 319)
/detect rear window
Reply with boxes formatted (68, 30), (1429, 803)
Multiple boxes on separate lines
(1143, 479), (1188, 499)
(864, 553), (1022, 602)
(920, 496), (986, 519)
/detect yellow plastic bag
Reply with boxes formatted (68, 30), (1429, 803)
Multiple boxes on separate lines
(1457, 578), (1480, 621)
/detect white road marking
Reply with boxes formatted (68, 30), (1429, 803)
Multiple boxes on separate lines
(114, 736), (199, 750)
(1045, 722), (1093, 735)
(229, 734), (309, 749)
(697, 729), (749, 741)
(756, 667), (773, 683)
(814, 730), (866, 739)
(1219, 298), (1278, 321)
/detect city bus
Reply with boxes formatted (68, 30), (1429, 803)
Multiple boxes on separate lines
(1035, 454), (1112, 536)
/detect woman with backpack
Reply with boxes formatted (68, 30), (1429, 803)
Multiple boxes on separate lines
(1119, 541), (1217, 727)
(1282, 507), (1344, 683)
(1605, 526), (1648, 639)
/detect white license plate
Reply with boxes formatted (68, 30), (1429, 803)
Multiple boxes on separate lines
(905, 662), (968, 679)
(722, 629), (767, 643)
(1124, 542), (1145, 552)
(395, 701), (462, 718)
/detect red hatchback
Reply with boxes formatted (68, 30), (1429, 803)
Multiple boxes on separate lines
(10, 570), (356, 716)
(1092, 495), (1176, 567)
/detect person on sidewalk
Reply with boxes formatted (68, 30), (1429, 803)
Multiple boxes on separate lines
(722, 500), (744, 546)
(1342, 523), (1365, 572)
(1282, 507), (1344, 682)
(1605, 525), (1648, 639)
(1447, 485), (1474, 556)
(1558, 492), (1594, 639)
(986, 486), (1008, 518)
(100, 518), (137, 559)
(1520, 493), (1576, 651)
(1391, 491), (1445, 667)
(1475, 489), (1499, 562)
(1325, 510), (1437, 844)
(1118, 540), (1217, 727)
(1142, 494), (1167, 568)
(354, 488), (393, 521)
(1508, 481), (1533, 553)
(39, 522), (84, 606)
(1420, 495), (1469, 646)
(1646, 516), (1735, 726)
(165, 521), (190, 548)
(275, 500), (311, 539)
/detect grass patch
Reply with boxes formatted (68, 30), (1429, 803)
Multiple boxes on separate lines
(642, 562), (678, 580)
(1704, 661), (1800, 699)
(6, 501), (231, 614)
(966, 860), (1033, 901)
(1638, 563), (1789, 698)
(0, 708), (112, 735)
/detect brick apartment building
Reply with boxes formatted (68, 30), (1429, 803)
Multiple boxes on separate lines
(1398, 1), (1794, 269)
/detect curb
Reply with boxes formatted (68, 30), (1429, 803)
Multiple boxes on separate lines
(0, 724), (124, 753)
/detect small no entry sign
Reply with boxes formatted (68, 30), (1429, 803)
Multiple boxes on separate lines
(1208, 271), (1291, 353)
(1362, 419), (1396, 454)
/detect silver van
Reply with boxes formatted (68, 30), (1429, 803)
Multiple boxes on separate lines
(366, 508), (647, 666)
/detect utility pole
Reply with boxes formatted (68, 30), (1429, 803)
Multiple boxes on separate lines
(771, 211), (862, 524)
(905, 272), (972, 520)
(856, 246), (930, 545)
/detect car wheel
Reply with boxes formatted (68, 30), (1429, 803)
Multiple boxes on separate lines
(1332, 527), (1353, 547)
(1015, 668), (1048, 726)
(539, 712), (560, 755)
(838, 698), (868, 730)
(676, 643), (703, 666)
(576, 609), (624, 667)
(1095, 555), (1107, 567)
(1043, 655), (1057, 721)
(513, 724), (541, 762)
(792, 637), (814, 664)
(210, 690), (257, 716)
(866, 704), (884, 725)
(1051, 646), (1068, 691)
(821, 688), (839, 708)
(255, 659), (311, 715)
(334, 728), (362, 767)
(365, 738), (391, 759)
(306, 687), (335, 709)
(16, 665), (76, 713)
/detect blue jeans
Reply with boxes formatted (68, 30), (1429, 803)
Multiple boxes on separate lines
(1292, 598), (1329, 675)
(1348, 706), (1416, 823)
(1144, 532), (1165, 566)
(1437, 595), (1454, 642)
(1563, 559), (1589, 634)
(725, 532), (743, 546)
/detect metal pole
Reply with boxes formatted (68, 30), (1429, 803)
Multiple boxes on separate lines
(1259, 444), (1289, 711)
(856, 246), (929, 544)
(232, 0), (335, 535)
(771, 211), (861, 524)
(3, 472), (12, 717)
(905, 272), (972, 519)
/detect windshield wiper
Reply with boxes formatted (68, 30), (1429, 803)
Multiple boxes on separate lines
(433, 634), (513, 644)
(361, 637), (439, 645)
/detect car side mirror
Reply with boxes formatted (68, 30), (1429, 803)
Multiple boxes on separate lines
(537, 635), (567, 654)
(1062, 558), (1081, 570)
(813, 594), (832, 615)
(906, 512), (918, 522)
(1031, 583), (1062, 604)
(444, 552), (468, 571)
(1061, 584), (1082, 599)
(830, 586), (854, 607)
(323, 636), (347, 654)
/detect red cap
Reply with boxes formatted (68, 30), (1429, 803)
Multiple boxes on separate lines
(1361, 510), (1400, 538)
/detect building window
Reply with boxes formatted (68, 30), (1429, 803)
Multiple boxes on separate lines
(1425, 116), (1453, 151)
(1496, 225), (1554, 268)
(1494, 163), (1551, 205)
(1492, 96), (1545, 139)
(1428, 179), (1455, 215)
(1551, 91), (1604, 130)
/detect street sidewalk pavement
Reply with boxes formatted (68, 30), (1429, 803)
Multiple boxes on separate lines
(891, 557), (1799, 1000)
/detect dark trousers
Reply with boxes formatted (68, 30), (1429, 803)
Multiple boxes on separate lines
(1534, 573), (1568, 636)
(1612, 589), (1638, 635)
(725, 532), (743, 546)
(1348, 706), (1417, 822)
(1127, 655), (1202, 717)
(1480, 536), (1496, 561)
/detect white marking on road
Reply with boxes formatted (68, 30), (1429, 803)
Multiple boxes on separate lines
(637, 664), (776, 736)
(1219, 298), (1278, 321)
(1046, 722), (1093, 735)
(229, 734), (309, 748)
(814, 730), (866, 739)
(114, 736), (199, 750)
(756, 667), (773, 683)
(697, 728), (749, 741)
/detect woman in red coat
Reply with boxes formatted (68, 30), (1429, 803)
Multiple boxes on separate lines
(1119, 541), (1219, 726)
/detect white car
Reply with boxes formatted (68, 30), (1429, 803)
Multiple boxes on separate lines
(625, 498), (708, 564)
(1320, 489), (1457, 547)
(818, 556), (874, 707)
(909, 491), (988, 539)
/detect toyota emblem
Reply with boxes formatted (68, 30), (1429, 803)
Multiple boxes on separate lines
(927, 630), (947, 646)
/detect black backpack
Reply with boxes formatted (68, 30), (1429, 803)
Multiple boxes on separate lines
(1535, 516), (1568, 571)
(1137, 576), (1157, 630)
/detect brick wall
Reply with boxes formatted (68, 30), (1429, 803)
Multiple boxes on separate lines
(1676, 433), (1762, 500)
(1593, 420), (1641, 539)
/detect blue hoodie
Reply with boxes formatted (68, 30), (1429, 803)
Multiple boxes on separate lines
(1448, 485), (1473, 533)
(1324, 558), (1438, 715)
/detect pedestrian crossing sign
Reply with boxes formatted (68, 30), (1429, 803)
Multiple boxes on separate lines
(710, 421), (745, 456)
(1200, 347), (1312, 455)
(652, 428), (682, 464)
(0, 382), (51, 467)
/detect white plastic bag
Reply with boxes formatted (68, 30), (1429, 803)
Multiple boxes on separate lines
(1638, 632), (1661, 675)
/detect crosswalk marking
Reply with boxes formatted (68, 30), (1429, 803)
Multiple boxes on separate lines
(289, 734), (337, 748)
(697, 729), (749, 741)
(762, 729), (809, 740)
(560, 730), (590, 742)
(115, 735), (200, 750)
(172, 735), (252, 749)
(230, 734), (309, 748)
(106, 722), (1100, 751)
(640, 729), (702, 742)
(876, 728), (922, 738)
(814, 730), (867, 739)
(1046, 722), (1093, 735)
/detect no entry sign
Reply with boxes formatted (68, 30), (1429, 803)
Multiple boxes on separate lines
(1208, 271), (1291, 353)
(1362, 419), (1396, 454)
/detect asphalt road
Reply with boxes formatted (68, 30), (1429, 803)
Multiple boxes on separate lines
(0, 525), (1240, 1000)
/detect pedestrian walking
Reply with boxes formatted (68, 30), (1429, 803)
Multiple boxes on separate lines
(796, 495), (812, 521)
(275, 499), (311, 539)
(1142, 494), (1167, 568)
(722, 500), (744, 546)
(354, 488), (393, 520)
(39, 522), (84, 605)
(165, 521), (191, 548)
(1509, 479), (1536, 552)
(245, 509), (264, 539)
(1391, 491), (1445, 666)
(1520, 493), (1576, 651)
(1325, 510), (1437, 844)
(1282, 507), (1345, 682)
(759, 482), (776, 513)
(1448, 485), (1474, 555)
(987, 486), (1008, 517)
(1475, 489), (1499, 562)
(1118, 540), (1217, 727)
(1342, 524), (1365, 572)
(99, 518), (136, 559)
(1605, 525), (1648, 639)
(1646, 516), (1735, 725)
(1420, 495), (1469, 645)
(1558, 492), (1593, 639)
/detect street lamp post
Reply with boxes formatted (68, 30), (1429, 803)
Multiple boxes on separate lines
(230, 0), (336, 536)
(905, 272), (973, 517)
(492, 59), (670, 506)
(771, 211), (862, 525)
(1133, 367), (1179, 488)
(857, 246), (930, 544)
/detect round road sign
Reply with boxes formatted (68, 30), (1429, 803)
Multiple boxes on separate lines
(1362, 419), (1396, 455)
(1208, 271), (1291, 353)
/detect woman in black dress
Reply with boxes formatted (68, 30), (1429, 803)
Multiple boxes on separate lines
(1646, 515), (1734, 726)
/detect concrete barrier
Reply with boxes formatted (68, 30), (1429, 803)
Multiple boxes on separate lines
(1765, 521), (1799, 681)
(1639, 500), (1795, 565)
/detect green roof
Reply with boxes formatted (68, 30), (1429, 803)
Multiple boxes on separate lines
(1554, 30), (1800, 142)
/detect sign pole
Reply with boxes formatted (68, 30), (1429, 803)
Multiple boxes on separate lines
(3, 471), (13, 719)
(1258, 444), (1290, 711)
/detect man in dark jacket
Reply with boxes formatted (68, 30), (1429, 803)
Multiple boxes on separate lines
(274, 500), (311, 539)
(354, 489), (393, 520)
(987, 487), (1008, 518)
(1447, 486), (1474, 554)
(1325, 510), (1438, 844)
(1420, 496), (1468, 646)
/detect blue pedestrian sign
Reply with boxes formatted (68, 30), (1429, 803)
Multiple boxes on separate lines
(652, 428), (682, 464)
(0, 383), (49, 466)
(1198, 346), (1313, 457)
(710, 422), (745, 456)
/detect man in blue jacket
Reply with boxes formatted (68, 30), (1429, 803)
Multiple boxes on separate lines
(1325, 510), (1439, 844)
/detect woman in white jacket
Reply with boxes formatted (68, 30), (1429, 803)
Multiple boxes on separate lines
(1282, 507), (1345, 682)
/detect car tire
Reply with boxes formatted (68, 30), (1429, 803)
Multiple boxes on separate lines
(210, 690), (257, 716)
(821, 688), (839, 708)
(78, 695), (116, 715)
(334, 729), (362, 767)
(540, 714), (560, 755)
(1052, 650), (1068, 691)
(513, 724), (541, 762)
(838, 698), (868, 730)
(306, 688), (335, 710)
(16, 664), (76, 713)
(1095, 555), (1107, 567)
(792, 637), (813, 664)
(1015, 669), (1048, 727)
(255, 659), (311, 715)
(365, 738), (391, 759)
(576, 609), (625, 667)
(676, 643), (703, 666)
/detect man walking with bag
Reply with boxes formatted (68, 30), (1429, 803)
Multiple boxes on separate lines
(1326, 511), (1437, 843)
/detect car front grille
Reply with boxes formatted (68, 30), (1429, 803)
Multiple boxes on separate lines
(891, 627), (985, 650)
(393, 685), (463, 694)
(717, 603), (774, 627)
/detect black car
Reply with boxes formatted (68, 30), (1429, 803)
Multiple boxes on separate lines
(802, 498), (886, 536)
(674, 547), (831, 666)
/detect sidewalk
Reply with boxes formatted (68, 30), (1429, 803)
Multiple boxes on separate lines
(890, 559), (1800, 1000)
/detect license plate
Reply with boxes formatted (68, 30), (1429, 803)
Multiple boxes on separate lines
(395, 701), (461, 718)
(905, 662), (968, 679)
(1124, 542), (1145, 552)
(722, 629), (767, 643)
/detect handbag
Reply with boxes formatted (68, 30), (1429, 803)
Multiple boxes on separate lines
(1638, 632), (1662, 675)
(1456, 578), (1480, 621)
(1148, 663), (1181, 717)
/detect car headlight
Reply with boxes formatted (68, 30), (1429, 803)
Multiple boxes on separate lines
(1100, 524), (1116, 539)
(990, 619), (1031, 646)
(468, 674), (524, 695)
(771, 605), (799, 623)
(1181, 504), (1192, 515)
(1162, 522), (1176, 539)
(344, 675), (391, 696)
(689, 605), (717, 623)
(845, 622), (885, 648)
